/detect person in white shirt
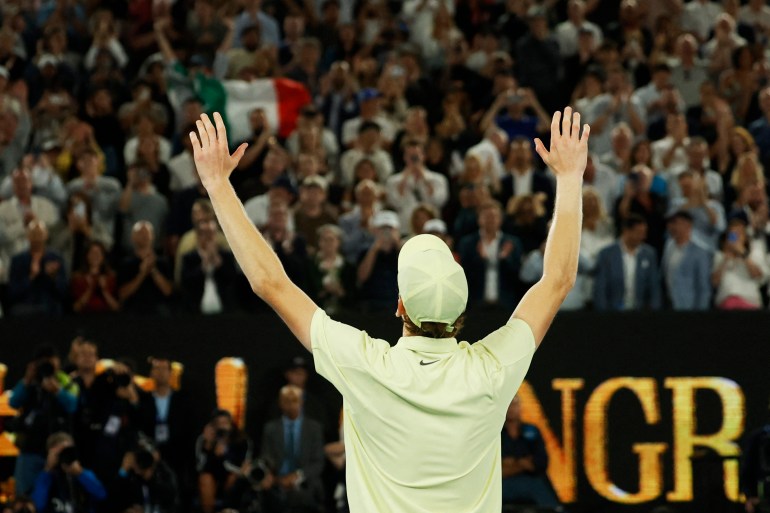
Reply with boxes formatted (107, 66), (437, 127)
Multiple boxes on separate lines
(167, 130), (199, 192)
(341, 89), (396, 148)
(631, 63), (685, 128)
(583, 154), (619, 214)
(668, 171), (726, 251)
(670, 34), (709, 110)
(188, 107), (589, 513)
(666, 136), (723, 201)
(465, 127), (508, 182)
(66, 150), (122, 242)
(738, 0), (770, 39)
(651, 113), (690, 172)
(386, 139), (449, 232)
(339, 120), (394, 186)
(0, 168), (60, 283)
(681, 0), (724, 42)
(712, 213), (769, 309)
(554, 0), (604, 57)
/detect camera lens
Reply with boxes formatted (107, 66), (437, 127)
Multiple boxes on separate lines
(58, 446), (77, 467)
(36, 361), (55, 382)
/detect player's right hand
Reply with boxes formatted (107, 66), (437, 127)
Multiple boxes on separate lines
(534, 106), (590, 180)
(190, 113), (248, 191)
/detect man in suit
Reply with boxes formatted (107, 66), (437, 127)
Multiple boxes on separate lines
(499, 136), (555, 212)
(138, 357), (195, 490)
(457, 201), (523, 309)
(662, 211), (713, 310)
(594, 214), (662, 311)
(7, 220), (67, 316)
(180, 219), (238, 314)
(261, 385), (324, 513)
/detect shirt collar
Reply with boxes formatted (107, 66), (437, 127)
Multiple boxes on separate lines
(395, 336), (459, 354)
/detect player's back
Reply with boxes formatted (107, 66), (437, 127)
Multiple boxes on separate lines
(311, 309), (535, 512)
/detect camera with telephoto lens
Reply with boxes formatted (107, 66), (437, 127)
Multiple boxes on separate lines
(215, 428), (230, 440)
(57, 446), (78, 467)
(35, 361), (56, 382)
(104, 367), (132, 388)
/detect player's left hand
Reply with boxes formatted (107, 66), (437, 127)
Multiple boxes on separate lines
(190, 113), (248, 190)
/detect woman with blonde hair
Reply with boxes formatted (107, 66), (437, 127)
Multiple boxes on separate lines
(457, 153), (500, 194)
(718, 126), (756, 175)
(726, 152), (766, 209)
(409, 203), (439, 237)
(309, 224), (356, 314)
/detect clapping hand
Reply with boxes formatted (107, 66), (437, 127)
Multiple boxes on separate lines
(534, 107), (590, 180)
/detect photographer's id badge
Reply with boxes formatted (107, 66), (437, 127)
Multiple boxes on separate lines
(104, 415), (121, 436)
(155, 423), (169, 444)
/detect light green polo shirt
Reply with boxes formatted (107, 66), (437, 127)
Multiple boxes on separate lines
(311, 308), (536, 512)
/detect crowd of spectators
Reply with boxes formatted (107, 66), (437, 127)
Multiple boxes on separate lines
(1, 0), (770, 317)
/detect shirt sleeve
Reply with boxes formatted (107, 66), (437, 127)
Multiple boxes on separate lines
(472, 318), (536, 368)
(310, 308), (390, 396)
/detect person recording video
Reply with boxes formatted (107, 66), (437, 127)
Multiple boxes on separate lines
(30, 432), (106, 513)
(109, 438), (179, 513)
(9, 345), (78, 496)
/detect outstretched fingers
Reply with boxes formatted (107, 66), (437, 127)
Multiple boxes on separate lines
(534, 138), (549, 164)
(571, 111), (581, 140)
(201, 114), (218, 146)
(196, 120), (210, 149)
(189, 131), (202, 155)
(561, 106), (572, 138)
(213, 112), (228, 150)
(580, 124), (591, 143)
(550, 111), (561, 139)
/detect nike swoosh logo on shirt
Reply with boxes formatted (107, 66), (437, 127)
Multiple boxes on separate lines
(419, 359), (439, 366)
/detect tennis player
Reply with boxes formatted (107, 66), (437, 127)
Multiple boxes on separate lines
(190, 107), (589, 512)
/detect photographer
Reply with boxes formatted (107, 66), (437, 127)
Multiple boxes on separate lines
(10, 346), (78, 496)
(195, 410), (253, 513)
(222, 458), (283, 513)
(89, 360), (142, 483)
(30, 432), (106, 513)
(108, 439), (179, 513)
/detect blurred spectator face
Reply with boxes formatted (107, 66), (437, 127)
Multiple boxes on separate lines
(279, 386), (303, 420)
(297, 153), (320, 178)
(354, 159), (378, 183)
(462, 155), (483, 182)
(622, 221), (648, 248)
(675, 34), (697, 60)
(489, 130), (508, 154)
(667, 216), (692, 243)
(90, 89), (113, 115)
(506, 396), (521, 422)
(76, 151), (99, 179)
(632, 141), (651, 166)
(249, 108), (267, 133)
(263, 149), (286, 177)
(612, 124), (633, 154)
(355, 179), (378, 205)
(665, 114), (687, 137)
(241, 25), (261, 52)
(191, 201), (214, 225)
(150, 359), (172, 388)
(211, 413), (232, 433)
(403, 144), (425, 168)
(736, 46), (754, 70)
(12, 168), (32, 200)
(299, 183), (326, 208)
(317, 226), (342, 257)
(85, 242), (107, 271)
(360, 96), (381, 117)
(284, 16), (306, 40)
(651, 67), (672, 90)
(298, 39), (321, 67)
(135, 114), (155, 137)
(529, 15), (549, 39)
(183, 99), (204, 125)
(359, 126), (381, 150)
(410, 206), (434, 235)
(329, 61), (351, 89)
(714, 14), (735, 41)
(404, 108), (427, 133)
(567, 0), (586, 22)
(678, 172), (697, 197)
(131, 222), (154, 251)
(584, 74), (603, 97)
(267, 202), (290, 232)
(507, 139), (532, 169)
(196, 220), (218, 246)
(27, 220), (48, 248)
(77, 342), (98, 373)
(478, 204), (503, 233)
(577, 30), (595, 54)
(132, 83), (153, 102)
(688, 141), (708, 169)
(322, 0), (341, 24)
(619, 0), (639, 22)
(285, 364), (309, 388)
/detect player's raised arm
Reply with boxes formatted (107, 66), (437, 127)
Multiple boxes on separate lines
(512, 107), (589, 347)
(190, 113), (319, 351)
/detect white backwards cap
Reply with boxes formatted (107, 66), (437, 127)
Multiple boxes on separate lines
(397, 234), (468, 331)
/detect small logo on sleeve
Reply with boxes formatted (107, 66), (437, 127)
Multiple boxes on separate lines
(419, 359), (439, 366)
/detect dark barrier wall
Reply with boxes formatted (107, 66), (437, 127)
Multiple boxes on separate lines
(1, 310), (769, 513)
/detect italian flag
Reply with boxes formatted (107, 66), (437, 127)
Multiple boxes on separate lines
(224, 78), (312, 142)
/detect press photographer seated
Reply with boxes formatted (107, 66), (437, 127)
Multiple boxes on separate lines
(30, 432), (106, 513)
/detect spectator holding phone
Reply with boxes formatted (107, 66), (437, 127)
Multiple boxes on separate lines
(31, 432), (106, 513)
(50, 192), (112, 275)
(712, 212), (769, 309)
